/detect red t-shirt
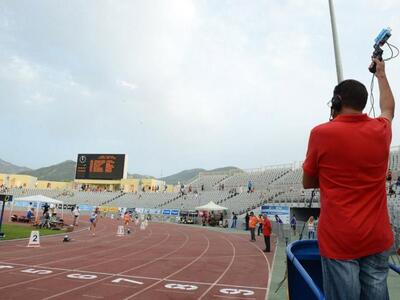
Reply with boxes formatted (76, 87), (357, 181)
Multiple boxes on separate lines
(303, 114), (393, 259)
(263, 218), (272, 236)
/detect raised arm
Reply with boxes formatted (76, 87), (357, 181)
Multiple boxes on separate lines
(372, 59), (395, 121)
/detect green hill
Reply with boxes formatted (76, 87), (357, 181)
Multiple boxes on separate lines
(159, 168), (205, 185)
(128, 173), (155, 179)
(19, 160), (76, 181)
(0, 159), (31, 174)
(11, 159), (242, 184)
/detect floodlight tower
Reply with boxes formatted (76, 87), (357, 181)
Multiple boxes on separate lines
(328, 0), (344, 83)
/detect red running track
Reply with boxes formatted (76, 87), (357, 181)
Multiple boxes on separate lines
(0, 217), (276, 300)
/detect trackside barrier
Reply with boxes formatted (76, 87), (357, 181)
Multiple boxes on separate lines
(286, 240), (325, 300)
(390, 263), (400, 274)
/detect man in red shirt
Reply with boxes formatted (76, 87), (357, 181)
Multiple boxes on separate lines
(303, 59), (394, 300)
(262, 214), (272, 252)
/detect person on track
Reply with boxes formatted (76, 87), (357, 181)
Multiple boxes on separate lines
(248, 212), (258, 242)
(123, 211), (131, 233)
(89, 207), (99, 236)
(257, 214), (264, 236)
(72, 205), (80, 226)
(263, 214), (272, 252)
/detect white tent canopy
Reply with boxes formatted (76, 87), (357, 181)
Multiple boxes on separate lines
(14, 195), (63, 205)
(195, 201), (228, 211)
(10, 194), (64, 219)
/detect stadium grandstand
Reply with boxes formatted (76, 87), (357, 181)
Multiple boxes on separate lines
(3, 146), (399, 227)
(1, 146), (399, 299)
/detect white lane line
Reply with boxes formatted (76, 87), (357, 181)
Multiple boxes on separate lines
(266, 237), (278, 300)
(122, 233), (211, 300)
(0, 261), (268, 290)
(197, 236), (236, 300)
(40, 229), (190, 300)
(82, 294), (104, 299)
(0, 228), (153, 279)
(235, 234), (273, 299)
(0, 228), (163, 290)
(214, 295), (256, 300)
(27, 287), (47, 291)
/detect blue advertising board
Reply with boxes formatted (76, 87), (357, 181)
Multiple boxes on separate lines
(261, 205), (290, 224)
(162, 209), (171, 215)
(78, 204), (93, 211)
(13, 201), (30, 208)
(171, 209), (180, 216)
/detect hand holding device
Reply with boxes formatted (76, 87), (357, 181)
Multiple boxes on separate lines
(369, 28), (391, 73)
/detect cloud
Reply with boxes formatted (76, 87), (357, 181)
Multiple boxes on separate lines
(116, 79), (137, 90)
(0, 0), (399, 175)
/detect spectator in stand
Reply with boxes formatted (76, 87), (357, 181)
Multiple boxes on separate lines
(275, 214), (283, 238)
(290, 214), (297, 235)
(231, 212), (237, 228)
(389, 184), (396, 197)
(307, 216), (315, 239)
(247, 181), (252, 193)
(396, 176), (400, 192)
(248, 212), (258, 241)
(257, 214), (263, 236)
(245, 212), (250, 231)
(263, 214), (272, 252)
(201, 184), (204, 191)
(387, 169), (392, 183)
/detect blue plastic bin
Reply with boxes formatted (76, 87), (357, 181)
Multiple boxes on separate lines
(287, 240), (400, 300)
(286, 240), (325, 300)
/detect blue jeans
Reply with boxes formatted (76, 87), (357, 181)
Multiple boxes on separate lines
(231, 219), (237, 228)
(321, 249), (390, 300)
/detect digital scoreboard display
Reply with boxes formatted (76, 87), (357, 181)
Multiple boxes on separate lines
(75, 154), (126, 180)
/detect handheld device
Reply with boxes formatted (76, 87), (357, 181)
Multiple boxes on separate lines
(369, 28), (392, 73)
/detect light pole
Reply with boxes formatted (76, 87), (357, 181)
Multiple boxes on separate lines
(328, 0), (344, 83)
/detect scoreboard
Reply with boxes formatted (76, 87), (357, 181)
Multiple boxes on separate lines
(75, 154), (126, 180)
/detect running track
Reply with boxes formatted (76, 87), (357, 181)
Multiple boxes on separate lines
(0, 217), (276, 300)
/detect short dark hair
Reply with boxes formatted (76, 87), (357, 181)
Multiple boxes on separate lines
(334, 79), (368, 111)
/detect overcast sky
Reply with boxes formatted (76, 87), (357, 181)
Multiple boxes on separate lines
(1, 0), (399, 177)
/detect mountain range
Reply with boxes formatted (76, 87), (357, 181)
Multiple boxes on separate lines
(0, 159), (241, 184)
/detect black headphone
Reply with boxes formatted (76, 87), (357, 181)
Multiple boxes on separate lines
(331, 94), (342, 112)
(329, 85), (342, 120)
